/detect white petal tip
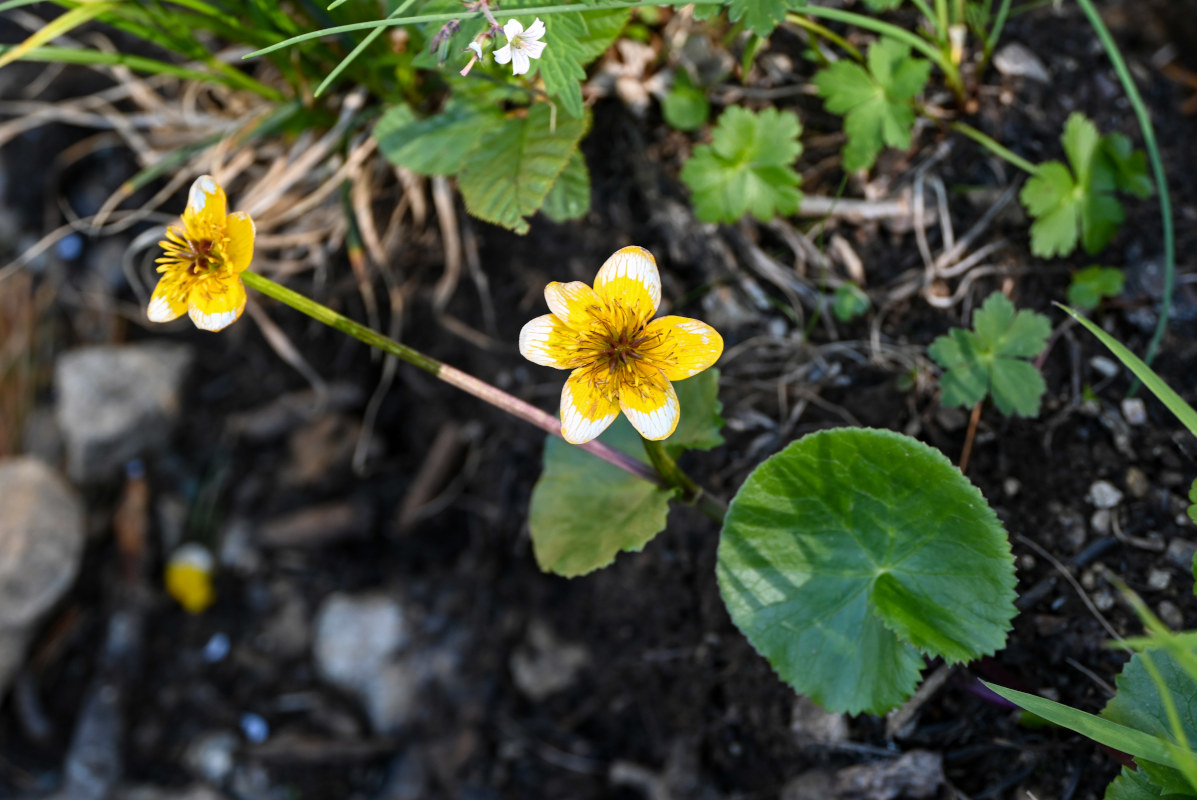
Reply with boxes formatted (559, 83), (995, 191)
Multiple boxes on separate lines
(189, 306), (239, 332)
(147, 296), (181, 323)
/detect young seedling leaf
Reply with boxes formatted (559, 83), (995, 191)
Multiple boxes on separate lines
(680, 106), (803, 224)
(1067, 266), (1125, 310)
(813, 38), (930, 172)
(928, 292), (1050, 417)
(662, 70), (710, 132)
(457, 104), (589, 235)
(832, 284), (870, 322)
(530, 370), (723, 577)
(718, 428), (1016, 714)
(1020, 113), (1150, 258)
(541, 151), (591, 222)
(727, 0), (789, 36)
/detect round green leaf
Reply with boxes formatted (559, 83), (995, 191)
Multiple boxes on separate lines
(717, 428), (1016, 714)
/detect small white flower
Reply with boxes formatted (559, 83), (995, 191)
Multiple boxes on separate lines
(466, 41), (484, 60)
(493, 18), (546, 76)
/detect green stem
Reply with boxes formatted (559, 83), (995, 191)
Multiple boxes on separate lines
(787, 14), (863, 62)
(908, 0), (938, 29)
(642, 439), (727, 523)
(934, 0), (950, 40)
(313, 0), (419, 97)
(240, 271), (661, 487)
(1074, 0), (1174, 379)
(982, 0), (1012, 62)
(949, 120), (1038, 174)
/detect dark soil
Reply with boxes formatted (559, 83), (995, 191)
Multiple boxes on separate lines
(3, 2), (1197, 799)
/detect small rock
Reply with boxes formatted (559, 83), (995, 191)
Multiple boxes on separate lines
(0, 458), (85, 697)
(1147, 568), (1172, 592)
(1090, 356), (1119, 379)
(257, 501), (373, 548)
(313, 593), (408, 692)
(1018, 554), (1036, 571)
(1122, 398), (1147, 426)
(1090, 509), (1112, 537)
(1125, 467), (1150, 499)
(55, 343), (193, 482)
(183, 731), (238, 784)
(240, 713), (269, 744)
(1158, 601), (1184, 630)
(363, 660), (420, 733)
(1088, 480), (1124, 509)
(510, 621), (589, 702)
(783, 750), (943, 800)
(791, 695), (849, 745)
(993, 43), (1051, 83)
(1093, 588), (1116, 611)
(1003, 478), (1021, 498)
(1166, 539), (1197, 571)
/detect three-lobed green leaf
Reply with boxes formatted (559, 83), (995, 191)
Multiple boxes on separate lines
(680, 106), (803, 223)
(717, 428), (1016, 714)
(1067, 266), (1125, 310)
(529, 370), (724, 577)
(928, 292), (1050, 417)
(814, 38), (930, 172)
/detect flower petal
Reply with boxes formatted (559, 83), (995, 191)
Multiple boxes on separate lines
(593, 246), (661, 324)
(511, 49), (530, 75)
(147, 280), (187, 323)
(225, 211), (255, 273)
(188, 277), (246, 332)
(467, 41), (483, 59)
(642, 316), (724, 381)
(523, 39), (546, 60)
(619, 370), (679, 441)
(503, 18), (524, 39)
(183, 174), (227, 229)
(561, 368), (619, 444)
(523, 18), (545, 41)
(519, 313), (575, 368)
(544, 281), (600, 328)
(493, 44), (512, 64)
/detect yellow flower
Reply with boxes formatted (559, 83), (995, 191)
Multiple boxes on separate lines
(519, 246), (723, 444)
(165, 543), (215, 614)
(148, 175), (255, 332)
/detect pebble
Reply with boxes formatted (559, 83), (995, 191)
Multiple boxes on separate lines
(239, 713), (269, 744)
(55, 343), (193, 482)
(1090, 509), (1112, 537)
(791, 696), (849, 745)
(1089, 356), (1119, 378)
(183, 731), (238, 784)
(0, 458), (85, 697)
(1087, 480), (1124, 509)
(1125, 467), (1150, 499)
(1166, 539), (1197, 571)
(203, 632), (231, 663)
(1003, 478), (1021, 498)
(1147, 568), (1172, 592)
(1093, 588), (1116, 611)
(510, 621), (589, 702)
(313, 593), (408, 691)
(1122, 398), (1147, 426)
(993, 43), (1051, 83)
(782, 750), (943, 800)
(1158, 601), (1184, 630)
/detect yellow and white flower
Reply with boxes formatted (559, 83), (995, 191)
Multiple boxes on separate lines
(165, 542), (215, 614)
(493, 18), (546, 76)
(148, 175), (255, 332)
(520, 246), (723, 444)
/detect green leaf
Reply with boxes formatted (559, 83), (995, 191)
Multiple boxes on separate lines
(541, 151), (591, 223)
(679, 106), (803, 224)
(832, 284), (870, 322)
(929, 292), (1050, 417)
(1188, 480), (1197, 528)
(987, 683), (1197, 775)
(1060, 305), (1197, 439)
(662, 71), (710, 132)
(861, 0), (904, 8)
(457, 104), (589, 234)
(1068, 266), (1126, 310)
(1105, 767), (1171, 800)
(813, 38), (930, 172)
(374, 103), (500, 176)
(528, 369), (723, 577)
(727, 0), (788, 36)
(1020, 113), (1150, 258)
(717, 428), (1016, 714)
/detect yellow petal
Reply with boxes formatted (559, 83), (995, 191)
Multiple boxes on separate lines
(188, 277), (246, 332)
(642, 316), (724, 381)
(593, 246), (660, 324)
(560, 368), (619, 444)
(618, 370), (679, 441)
(183, 174), (227, 230)
(519, 313), (576, 368)
(544, 280), (601, 328)
(225, 211), (255, 273)
(165, 543), (215, 614)
(146, 279), (188, 323)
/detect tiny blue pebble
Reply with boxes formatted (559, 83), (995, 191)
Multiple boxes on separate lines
(56, 234), (83, 261)
(202, 632), (230, 662)
(240, 712), (269, 743)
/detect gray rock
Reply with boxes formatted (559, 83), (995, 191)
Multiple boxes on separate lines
(1126, 467), (1150, 499)
(1087, 480), (1124, 510)
(313, 593), (408, 691)
(55, 343), (193, 482)
(510, 621), (589, 702)
(1167, 538), (1197, 571)
(791, 696), (849, 745)
(783, 751), (943, 800)
(1122, 398), (1147, 426)
(183, 731), (238, 785)
(993, 43), (1051, 83)
(1158, 601), (1184, 630)
(1147, 568), (1172, 592)
(0, 458), (85, 696)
